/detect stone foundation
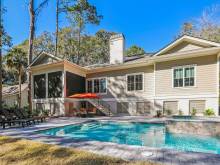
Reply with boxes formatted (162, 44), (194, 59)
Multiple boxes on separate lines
(166, 120), (220, 137)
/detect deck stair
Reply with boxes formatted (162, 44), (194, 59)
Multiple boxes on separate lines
(88, 99), (114, 116)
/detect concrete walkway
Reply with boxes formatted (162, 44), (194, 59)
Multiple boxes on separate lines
(1, 116), (220, 165)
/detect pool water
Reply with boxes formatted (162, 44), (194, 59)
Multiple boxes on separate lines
(39, 121), (220, 154)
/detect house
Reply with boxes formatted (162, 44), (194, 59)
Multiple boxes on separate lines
(29, 34), (220, 116)
(2, 83), (28, 108)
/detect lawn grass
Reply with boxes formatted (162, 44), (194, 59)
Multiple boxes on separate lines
(0, 136), (158, 165)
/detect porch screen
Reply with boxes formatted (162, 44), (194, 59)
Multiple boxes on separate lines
(34, 74), (46, 99)
(48, 71), (62, 98)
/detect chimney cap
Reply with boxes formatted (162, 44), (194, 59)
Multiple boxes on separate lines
(110, 33), (124, 40)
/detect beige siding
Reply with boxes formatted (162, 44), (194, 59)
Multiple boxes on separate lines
(155, 55), (217, 96)
(165, 41), (206, 54)
(86, 65), (154, 99)
(3, 89), (28, 108)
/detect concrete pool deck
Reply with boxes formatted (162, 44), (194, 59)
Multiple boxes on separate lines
(1, 116), (220, 165)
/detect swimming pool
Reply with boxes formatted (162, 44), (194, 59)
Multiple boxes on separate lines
(38, 121), (220, 154)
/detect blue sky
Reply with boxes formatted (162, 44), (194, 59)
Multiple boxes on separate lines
(3, 0), (220, 52)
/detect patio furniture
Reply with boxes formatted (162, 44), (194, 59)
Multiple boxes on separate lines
(0, 110), (30, 129)
(17, 109), (46, 123)
(12, 109), (37, 124)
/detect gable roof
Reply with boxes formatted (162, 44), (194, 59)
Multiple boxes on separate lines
(29, 52), (62, 67)
(154, 35), (220, 56)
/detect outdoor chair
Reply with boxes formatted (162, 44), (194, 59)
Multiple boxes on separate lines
(0, 110), (30, 129)
(16, 109), (46, 123)
(12, 109), (37, 124)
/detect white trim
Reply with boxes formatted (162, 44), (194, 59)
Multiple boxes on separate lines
(62, 71), (66, 97)
(88, 94), (218, 102)
(172, 64), (197, 88)
(29, 52), (62, 67)
(46, 73), (48, 98)
(155, 94), (218, 100)
(154, 35), (220, 56)
(86, 77), (107, 95)
(153, 63), (156, 97)
(126, 72), (145, 92)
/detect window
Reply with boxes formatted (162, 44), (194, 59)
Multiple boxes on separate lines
(87, 80), (93, 93)
(184, 67), (194, 86)
(173, 68), (183, 87)
(127, 73), (143, 91)
(94, 79), (100, 93)
(173, 66), (195, 87)
(34, 74), (46, 99)
(48, 71), (62, 98)
(86, 78), (107, 94)
(100, 78), (107, 93)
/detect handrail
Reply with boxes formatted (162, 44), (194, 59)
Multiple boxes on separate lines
(89, 98), (112, 116)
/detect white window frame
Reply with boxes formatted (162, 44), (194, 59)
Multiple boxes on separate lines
(126, 72), (144, 92)
(86, 77), (107, 94)
(172, 65), (196, 88)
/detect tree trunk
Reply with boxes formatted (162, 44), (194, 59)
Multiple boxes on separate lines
(76, 28), (81, 64)
(55, 0), (59, 56)
(28, 0), (35, 112)
(18, 66), (22, 109)
(0, 0), (3, 111)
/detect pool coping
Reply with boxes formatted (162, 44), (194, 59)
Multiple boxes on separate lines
(1, 116), (220, 165)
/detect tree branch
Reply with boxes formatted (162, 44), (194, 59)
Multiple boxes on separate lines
(35, 0), (50, 16)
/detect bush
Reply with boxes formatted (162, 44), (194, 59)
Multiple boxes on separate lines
(22, 106), (31, 117)
(165, 109), (172, 115)
(42, 109), (49, 116)
(204, 108), (215, 116)
(191, 108), (197, 116)
(31, 109), (41, 116)
(156, 110), (162, 117)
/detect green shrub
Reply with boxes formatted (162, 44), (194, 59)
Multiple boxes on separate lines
(42, 109), (49, 116)
(31, 109), (41, 116)
(165, 109), (172, 115)
(156, 110), (162, 117)
(191, 108), (197, 116)
(22, 106), (31, 117)
(204, 108), (215, 116)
